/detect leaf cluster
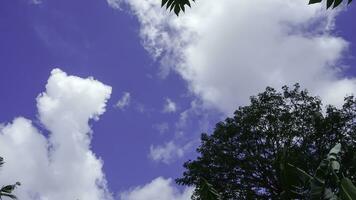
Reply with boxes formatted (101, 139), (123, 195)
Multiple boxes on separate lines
(161, 0), (353, 16)
(309, 0), (352, 9)
(161, 0), (195, 16)
(281, 143), (356, 200)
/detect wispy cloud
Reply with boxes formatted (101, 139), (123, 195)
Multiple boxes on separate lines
(149, 141), (192, 164)
(163, 98), (177, 113)
(107, 0), (122, 9)
(114, 92), (131, 110)
(30, 0), (42, 5)
(153, 122), (169, 134)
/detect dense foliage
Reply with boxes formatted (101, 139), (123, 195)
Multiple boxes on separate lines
(281, 143), (356, 199)
(161, 0), (353, 16)
(176, 84), (356, 199)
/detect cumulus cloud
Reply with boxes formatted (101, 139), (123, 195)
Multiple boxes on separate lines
(0, 69), (113, 200)
(115, 92), (131, 110)
(163, 98), (177, 113)
(119, 0), (354, 115)
(120, 177), (193, 200)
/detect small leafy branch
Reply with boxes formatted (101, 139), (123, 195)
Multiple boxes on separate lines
(0, 157), (20, 200)
(161, 0), (353, 16)
(309, 0), (353, 9)
(161, 0), (195, 16)
(280, 143), (356, 199)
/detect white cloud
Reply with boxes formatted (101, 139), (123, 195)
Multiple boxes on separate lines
(175, 99), (219, 131)
(149, 141), (187, 164)
(120, 0), (355, 115)
(107, 0), (122, 9)
(0, 69), (113, 200)
(120, 177), (193, 200)
(163, 98), (177, 113)
(115, 92), (131, 110)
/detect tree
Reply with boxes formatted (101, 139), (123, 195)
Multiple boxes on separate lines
(161, 0), (353, 16)
(176, 84), (356, 199)
(0, 157), (20, 200)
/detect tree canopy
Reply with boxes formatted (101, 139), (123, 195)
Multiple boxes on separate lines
(176, 84), (356, 199)
(162, 0), (353, 16)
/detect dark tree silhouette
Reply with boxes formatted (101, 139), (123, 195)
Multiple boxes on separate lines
(176, 84), (356, 199)
(162, 0), (353, 16)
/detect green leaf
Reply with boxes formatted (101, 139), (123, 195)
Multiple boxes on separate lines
(0, 182), (20, 195)
(0, 157), (3, 167)
(1, 185), (15, 194)
(327, 0), (335, 8)
(174, 5), (180, 16)
(310, 178), (325, 199)
(340, 178), (356, 200)
(309, 0), (323, 4)
(330, 160), (340, 173)
(180, 3), (185, 12)
(309, 144), (342, 199)
(287, 163), (313, 182)
(199, 178), (222, 200)
(170, 4), (175, 11)
(0, 192), (17, 199)
(185, 0), (191, 7)
(329, 143), (341, 156)
(333, 0), (343, 7)
(161, 0), (195, 16)
(280, 161), (313, 198)
(310, 0), (353, 8)
(323, 188), (338, 200)
(166, 0), (175, 9)
(161, 0), (169, 7)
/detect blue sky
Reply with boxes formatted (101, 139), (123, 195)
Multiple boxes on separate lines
(0, 0), (355, 199)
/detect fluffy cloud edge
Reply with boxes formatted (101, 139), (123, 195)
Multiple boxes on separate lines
(120, 177), (194, 200)
(0, 68), (113, 200)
